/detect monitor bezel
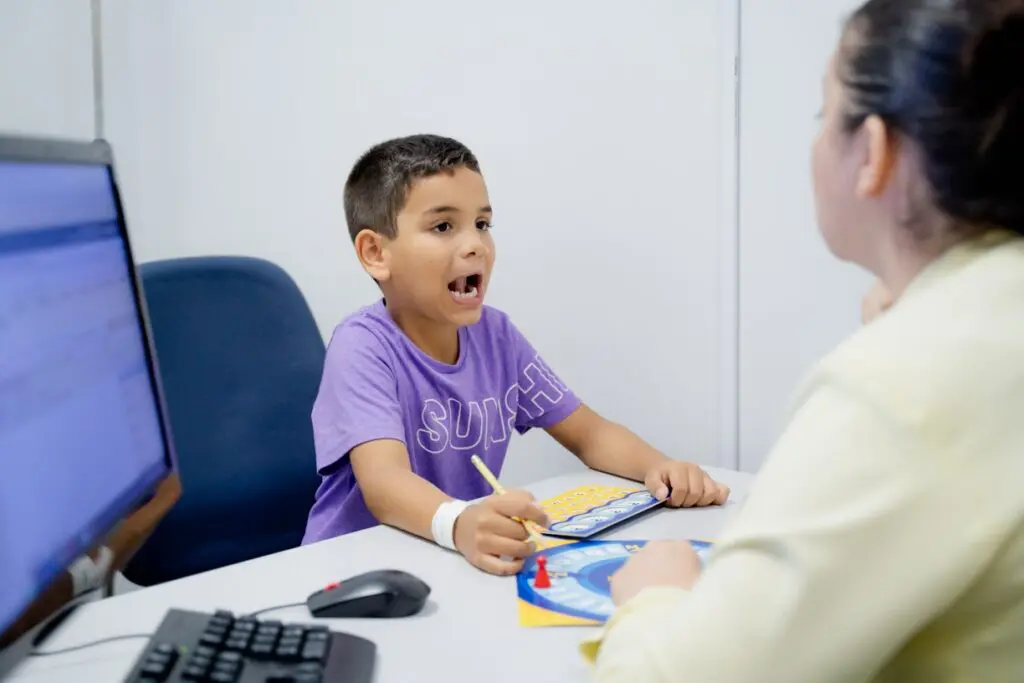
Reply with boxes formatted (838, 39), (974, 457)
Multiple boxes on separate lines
(0, 134), (177, 678)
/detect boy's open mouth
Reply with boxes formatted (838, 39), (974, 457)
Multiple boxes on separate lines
(448, 273), (482, 301)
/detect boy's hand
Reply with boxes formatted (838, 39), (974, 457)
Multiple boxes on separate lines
(453, 490), (549, 576)
(861, 278), (894, 324)
(644, 461), (729, 508)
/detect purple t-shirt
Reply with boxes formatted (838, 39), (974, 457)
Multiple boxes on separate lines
(302, 301), (581, 543)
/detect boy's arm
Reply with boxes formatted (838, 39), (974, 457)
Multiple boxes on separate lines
(1, 473), (181, 645)
(351, 439), (547, 575)
(313, 323), (542, 573)
(349, 439), (450, 541)
(103, 473), (182, 589)
(546, 405), (668, 481)
(546, 406), (729, 507)
(500, 313), (728, 508)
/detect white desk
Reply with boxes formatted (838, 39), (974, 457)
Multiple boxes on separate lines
(9, 467), (753, 683)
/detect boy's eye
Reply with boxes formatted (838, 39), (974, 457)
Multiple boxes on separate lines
(476, 220), (492, 231)
(433, 222), (452, 233)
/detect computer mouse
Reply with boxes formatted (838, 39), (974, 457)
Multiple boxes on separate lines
(306, 569), (431, 619)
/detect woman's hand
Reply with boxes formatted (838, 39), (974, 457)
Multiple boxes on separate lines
(610, 540), (703, 606)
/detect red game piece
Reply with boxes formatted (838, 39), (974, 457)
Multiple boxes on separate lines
(533, 556), (551, 589)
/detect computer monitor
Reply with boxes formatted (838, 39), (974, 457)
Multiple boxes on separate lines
(0, 136), (176, 678)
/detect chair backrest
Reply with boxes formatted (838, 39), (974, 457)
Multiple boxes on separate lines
(123, 256), (324, 586)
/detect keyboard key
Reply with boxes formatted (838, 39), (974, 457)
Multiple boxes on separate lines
(300, 641), (328, 662)
(224, 639), (249, 652)
(209, 671), (238, 683)
(205, 626), (228, 640)
(200, 632), (225, 647)
(214, 660), (240, 674)
(250, 642), (275, 658)
(252, 638), (276, 655)
(181, 665), (207, 681)
(304, 631), (328, 644)
(275, 645), (300, 660)
(217, 651), (243, 664)
(152, 643), (175, 656)
(295, 674), (322, 683)
(194, 646), (217, 659)
(209, 616), (234, 630)
(145, 652), (172, 666)
(296, 662), (323, 675)
(139, 661), (168, 680)
(278, 636), (301, 650)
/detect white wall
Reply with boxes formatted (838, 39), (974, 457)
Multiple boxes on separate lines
(1, 0), (879, 479)
(100, 0), (739, 485)
(736, 0), (870, 471)
(0, 0), (95, 138)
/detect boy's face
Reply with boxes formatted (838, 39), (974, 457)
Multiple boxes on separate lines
(373, 166), (495, 327)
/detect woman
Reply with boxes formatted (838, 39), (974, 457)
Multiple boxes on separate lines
(584, 1), (1024, 681)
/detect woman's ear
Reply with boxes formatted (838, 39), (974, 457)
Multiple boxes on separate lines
(354, 229), (391, 282)
(856, 114), (897, 199)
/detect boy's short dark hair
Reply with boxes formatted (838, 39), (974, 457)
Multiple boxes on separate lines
(343, 134), (481, 242)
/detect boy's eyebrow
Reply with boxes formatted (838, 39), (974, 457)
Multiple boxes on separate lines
(424, 205), (493, 215)
(424, 205), (459, 215)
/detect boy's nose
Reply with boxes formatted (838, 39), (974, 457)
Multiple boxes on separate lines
(459, 231), (488, 257)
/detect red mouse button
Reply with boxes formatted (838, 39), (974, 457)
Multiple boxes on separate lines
(324, 582), (340, 591)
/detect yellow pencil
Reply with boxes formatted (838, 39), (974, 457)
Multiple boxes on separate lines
(470, 455), (547, 549)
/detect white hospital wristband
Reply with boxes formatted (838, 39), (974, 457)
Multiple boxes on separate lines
(68, 546), (113, 597)
(431, 500), (471, 551)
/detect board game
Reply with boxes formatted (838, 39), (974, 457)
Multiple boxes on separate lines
(538, 485), (664, 539)
(516, 539), (713, 627)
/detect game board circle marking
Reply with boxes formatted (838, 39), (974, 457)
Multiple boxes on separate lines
(517, 540), (715, 625)
(517, 543), (637, 623)
(576, 557), (623, 596)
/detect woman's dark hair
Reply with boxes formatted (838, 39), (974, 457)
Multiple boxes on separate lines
(839, 0), (1024, 235)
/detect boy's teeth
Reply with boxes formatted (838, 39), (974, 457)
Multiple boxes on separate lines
(452, 286), (478, 299)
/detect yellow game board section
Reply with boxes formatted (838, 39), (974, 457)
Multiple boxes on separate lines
(539, 485), (644, 523)
(518, 599), (600, 627)
(518, 538), (601, 627)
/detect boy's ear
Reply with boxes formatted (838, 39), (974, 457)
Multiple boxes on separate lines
(354, 228), (391, 282)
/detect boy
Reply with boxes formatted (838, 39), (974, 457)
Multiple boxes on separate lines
(302, 134), (729, 575)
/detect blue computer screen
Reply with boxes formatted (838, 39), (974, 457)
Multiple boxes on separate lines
(0, 161), (169, 635)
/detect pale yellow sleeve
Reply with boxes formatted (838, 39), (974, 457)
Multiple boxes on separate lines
(579, 373), (1006, 682)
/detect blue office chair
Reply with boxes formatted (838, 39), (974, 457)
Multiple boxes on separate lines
(123, 256), (324, 586)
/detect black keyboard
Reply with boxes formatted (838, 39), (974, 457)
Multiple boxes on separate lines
(121, 609), (376, 683)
